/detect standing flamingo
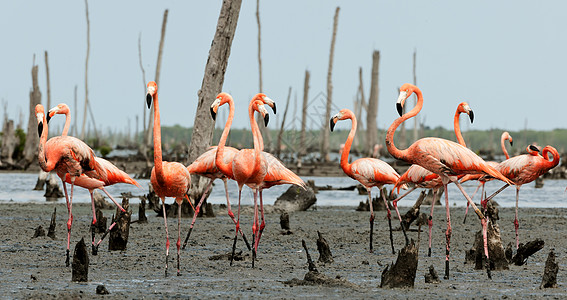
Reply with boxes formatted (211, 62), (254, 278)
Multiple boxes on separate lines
(330, 108), (402, 254)
(385, 83), (513, 279)
(47, 103), (141, 254)
(215, 95), (270, 266)
(182, 93), (250, 251)
(146, 81), (192, 277)
(462, 131), (513, 223)
(35, 104), (106, 266)
(390, 101), (474, 256)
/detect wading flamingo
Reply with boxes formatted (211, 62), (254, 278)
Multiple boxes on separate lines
(462, 131), (513, 223)
(146, 81), (192, 277)
(482, 144), (559, 249)
(48, 103), (141, 255)
(35, 104), (106, 266)
(385, 83), (513, 279)
(330, 108), (402, 254)
(215, 95), (270, 267)
(390, 101), (474, 256)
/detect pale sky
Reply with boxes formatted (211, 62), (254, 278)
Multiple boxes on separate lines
(2, 1), (567, 140)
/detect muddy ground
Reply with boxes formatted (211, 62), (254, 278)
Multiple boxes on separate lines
(0, 201), (566, 299)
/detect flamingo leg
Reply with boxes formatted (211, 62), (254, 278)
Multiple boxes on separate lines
(256, 190), (266, 254)
(223, 179), (251, 251)
(380, 189), (396, 254)
(182, 179), (213, 249)
(428, 189), (438, 257)
(367, 188), (375, 253)
(252, 189), (259, 268)
(391, 186), (416, 246)
(230, 189), (242, 266)
(65, 176), (76, 267)
(442, 183), (452, 280)
(161, 198), (170, 277)
(176, 199), (182, 276)
(514, 186), (521, 249)
(463, 182), (482, 224)
(89, 190), (98, 254)
(92, 188), (125, 255)
(452, 180), (492, 279)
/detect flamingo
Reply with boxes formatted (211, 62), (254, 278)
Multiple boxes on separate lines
(146, 81), (192, 277)
(481, 144), (559, 249)
(390, 101), (474, 256)
(182, 93), (250, 251)
(35, 104), (106, 266)
(385, 83), (513, 279)
(330, 108), (402, 254)
(47, 103), (141, 255)
(462, 131), (513, 223)
(214, 94), (270, 266)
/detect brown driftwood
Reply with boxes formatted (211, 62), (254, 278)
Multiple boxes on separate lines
(273, 185), (316, 212)
(33, 170), (48, 190)
(280, 212), (292, 235)
(317, 231), (334, 264)
(540, 250), (558, 288)
(511, 239), (545, 266)
(72, 238), (89, 282)
(401, 190), (426, 230)
(47, 207), (56, 238)
(44, 173), (63, 200)
(96, 285), (110, 295)
(108, 197), (132, 251)
(380, 239), (419, 289)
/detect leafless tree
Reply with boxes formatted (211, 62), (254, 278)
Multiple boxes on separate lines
(412, 49), (418, 141)
(255, 0), (271, 149)
(276, 86), (292, 158)
(81, 0), (90, 140)
(21, 59), (41, 168)
(366, 51), (380, 157)
(44, 51), (51, 110)
(299, 69), (310, 159)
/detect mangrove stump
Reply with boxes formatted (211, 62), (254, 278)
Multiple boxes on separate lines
(109, 197), (132, 251)
(71, 238), (89, 282)
(540, 250), (558, 289)
(380, 239), (419, 289)
(316, 231), (334, 264)
(47, 207), (56, 239)
(512, 239), (545, 266)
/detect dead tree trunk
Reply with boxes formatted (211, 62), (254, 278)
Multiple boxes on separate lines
(81, 0), (90, 140)
(45, 51), (51, 110)
(138, 33), (147, 137)
(365, 51), (379, 157)
(355, 67), (367, 153)
(73, 85), (77, 136)
(412, 49), (418, 141)
(321, 7), (340, 162)
(1, 119), (16, 166)
(21, 62), (41, 168)
(186, 0), (242, 215)
(299, 70), (310, 161)
(144, 9), (169, 164)
(255, 0), (271, 150)
(276, 87), (292, 158)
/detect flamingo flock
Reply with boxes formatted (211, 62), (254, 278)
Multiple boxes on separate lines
(33, 80), (560, 282)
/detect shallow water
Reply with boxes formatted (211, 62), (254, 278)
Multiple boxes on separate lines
(1, 172), (566, 208)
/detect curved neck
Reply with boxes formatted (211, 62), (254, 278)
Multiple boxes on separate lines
(385, 87), (423, 161)
(340, 114), (356, 174)
(62, 111), (71, 136)
(248, 102), (262, 158)
(454, 110), (466, 147)
(542, 146), (560, 168)
(501, 135), (510, 159)
(215, 97), (235, 176)
(38, 113), (50, 171)
(152, 92), (165, 184)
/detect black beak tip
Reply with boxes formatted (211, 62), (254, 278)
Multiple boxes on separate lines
(210, 107), (216, 121)
(46, 114), (52, 124)
(396, 102), (403, 117)
(271, 103), (277, 114)
(264, 114), (269, 127)
(510, 140), (514, 146)
(146, 94), (152, 109)
(330, 118), (335, 132)
(469, 110), (474, 123)
(37, 123), (43, 138)
(529, 145), (539, 153)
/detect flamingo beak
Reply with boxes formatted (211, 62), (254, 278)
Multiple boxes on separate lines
(210, 107), (216, 121)
(510, 140), (513, 147)
(396, 91), (408, 116)
(271, 102), (277, 114)
(37, 122), (43, 138)
(330, 117), (336, 132)
(264, 114), (269, 127)
(468, 110), (474, 123)
(529, 145), (540, 153)
(396, 102), (403, 117)
(46, 114), (52, 124)
(146, 93), (152, 109)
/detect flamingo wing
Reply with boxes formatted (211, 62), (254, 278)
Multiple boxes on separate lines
(497, 154), (545, 184)
(95, 157), (141, 187)
(187, 146), (238, 178)
(261, 152), (305, 189)
(350, 158), (400, 187)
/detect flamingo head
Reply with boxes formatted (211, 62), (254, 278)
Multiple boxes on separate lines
(146, 81), (157, 109)
(253, 100), (270, 127)
(502, 131), (513, 146)
(47, 103), (70, 123)
(35, 104), (45, 138)
(527, 144), (540, 156)
(329, 109), (354, 132)
(457, 102), (474, 123)
(255, 93), (276, 114)
(397, 83), (418, 116)
(210, 92), (233, 121)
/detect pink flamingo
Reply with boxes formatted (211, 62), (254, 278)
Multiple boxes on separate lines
(215, 94), (270, 266)
(462, 131), (513, 223)
(146, 81), (192, 277)
(390, 101), (474, 256)
(385, 83), (513, 279)
(482, 144), (559, 249)
(330, 108), (402, 254)
(47, 103), (141, 255)
(35, 104), (106, 266)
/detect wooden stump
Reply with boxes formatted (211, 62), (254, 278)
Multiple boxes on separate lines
(401, 190), (426, 230)
(33, 170), (49, 190)
(72, 238), (89, 282)
(109, 197), (131, 251)
(317, 231), (333, 264)
(424, 265), (440, 284)
(512, 239), (545, 266)
(47, 207), (56, 238)
(465, 222), (509, 271)
(274, 185), (316, 212)
(94, 209), (107, 233)
(540, 250), (558, 289)
(93, 190), (113, 210)
(137, 196), (148, 224)
(33, 225), (45, 238)
(380, 239), (419, 288)
(44, 173), (63, 200)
